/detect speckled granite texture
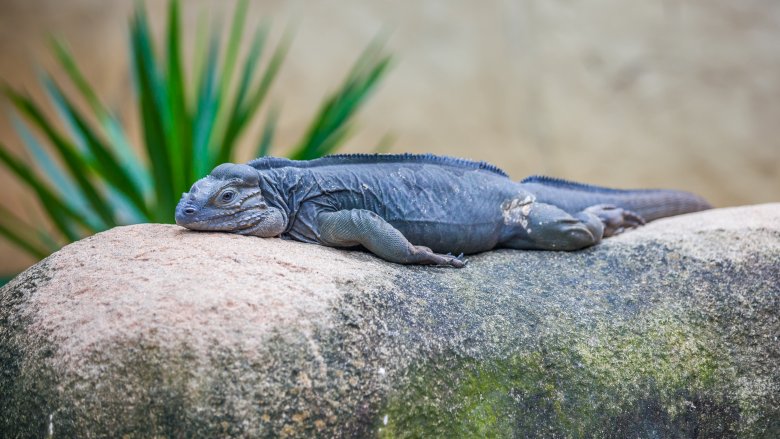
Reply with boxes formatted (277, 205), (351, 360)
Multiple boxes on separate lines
(1, 204), (778, 437)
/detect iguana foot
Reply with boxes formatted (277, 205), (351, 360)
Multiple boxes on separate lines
(417, 247), (467, 268)
(584, 204), (645, 237)
(413, 247), (467, 268)
(448, 252), (468, 268)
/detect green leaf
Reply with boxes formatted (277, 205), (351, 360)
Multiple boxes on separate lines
(0, 205), (52, 259)
(374, 132), (396, 153)
(256, 104), (281, 157)
(35, 226), (63, 253)
(99, 114), (153, 203)
(131, 7), (176, 219)
(50, 38), (104, 117)
(0, 0), (394, 262)
(42, 75), (151, 220)
(243, 29), (292, 124)
(191, 36), (221, 178)
(190, 9), (210, 109)
(52, 37), (152, 200)
(209, 0), (249, 151)
(0, 143), (94, 240)
(218, 24), (268, 160)
(292, 40), (392, 159)
(5, 88), (116, 228)
(165, 0), (190, 192)
(9, 114), (102, 229)
(220, 0), (248, 99)
(304, 123), (354, 160)
(218, 28), (291, 163)
(0, 275), (16, 288)
(229, 25), (268, 122)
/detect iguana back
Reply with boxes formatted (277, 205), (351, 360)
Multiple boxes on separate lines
(248, 153), (509, 177)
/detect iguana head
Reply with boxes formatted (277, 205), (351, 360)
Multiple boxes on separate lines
(175, 163), (287, 237)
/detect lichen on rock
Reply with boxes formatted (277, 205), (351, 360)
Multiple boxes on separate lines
(1, 204), (779, 437)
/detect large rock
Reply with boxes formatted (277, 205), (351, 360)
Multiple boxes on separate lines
(1, 204), (779, 437)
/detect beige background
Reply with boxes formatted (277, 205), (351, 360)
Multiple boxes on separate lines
(1, 0), (779, 273)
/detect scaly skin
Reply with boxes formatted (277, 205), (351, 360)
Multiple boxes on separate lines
(175, 154), (711, 267)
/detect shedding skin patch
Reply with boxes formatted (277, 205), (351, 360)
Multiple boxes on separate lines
(501, 194), (535, 228)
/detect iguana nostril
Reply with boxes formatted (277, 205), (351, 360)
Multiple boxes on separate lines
(184, 207), (196, 215)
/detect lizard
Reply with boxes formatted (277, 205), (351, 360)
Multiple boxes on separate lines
(174, 153), (711, 267)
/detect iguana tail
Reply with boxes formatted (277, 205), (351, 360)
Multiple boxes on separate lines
(521, 176), (712, 222)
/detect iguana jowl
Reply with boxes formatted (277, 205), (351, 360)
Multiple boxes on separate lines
(175, 154), (710, 267)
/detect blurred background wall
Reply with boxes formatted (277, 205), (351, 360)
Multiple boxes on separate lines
(1, 0), (779, 273)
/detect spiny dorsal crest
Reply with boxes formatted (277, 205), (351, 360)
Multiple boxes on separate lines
(247, 153), (509, 177)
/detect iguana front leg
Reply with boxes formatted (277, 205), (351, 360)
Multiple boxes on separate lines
(317, 209), (466, 267)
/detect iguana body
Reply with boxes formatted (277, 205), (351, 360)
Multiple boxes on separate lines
(175, 154), (710, 267)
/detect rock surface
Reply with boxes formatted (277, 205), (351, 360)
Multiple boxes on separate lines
(4, 1), (780, 274)
(1, 204), (779, 437)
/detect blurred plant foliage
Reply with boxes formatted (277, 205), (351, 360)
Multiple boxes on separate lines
(0, 0), (391, 260)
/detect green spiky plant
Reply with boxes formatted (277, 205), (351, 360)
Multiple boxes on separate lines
(0, 0), (391, 261)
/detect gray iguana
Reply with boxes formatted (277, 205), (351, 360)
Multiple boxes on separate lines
(175, 154), (710, 267)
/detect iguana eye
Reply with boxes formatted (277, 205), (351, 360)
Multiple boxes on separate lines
(219, 190), (236, 203)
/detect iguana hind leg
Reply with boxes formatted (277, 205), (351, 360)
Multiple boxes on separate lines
(318, 209), (466, 267)
(502, 202), (644, 250)
(583, 204), (645, 237)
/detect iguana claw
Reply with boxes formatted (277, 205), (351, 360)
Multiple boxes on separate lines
(436, 252), (466, 268)
(585, 204), (647, 237)
(445, 252), (468, 268)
